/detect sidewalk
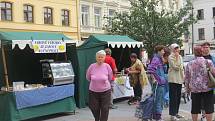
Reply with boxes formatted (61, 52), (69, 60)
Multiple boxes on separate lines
(26, 100), (192, 121)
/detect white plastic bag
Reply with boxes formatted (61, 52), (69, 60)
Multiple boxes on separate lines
(141, 80), (153, 102)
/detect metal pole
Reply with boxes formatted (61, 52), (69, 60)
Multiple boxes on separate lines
(1, 43), (9, 90)
(191, 7), (194, 54)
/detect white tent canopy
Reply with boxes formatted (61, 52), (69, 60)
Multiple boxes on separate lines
(11, 40), (78, 49)
(107, 41), (143, 48)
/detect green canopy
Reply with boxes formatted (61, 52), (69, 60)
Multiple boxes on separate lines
(79, 34), (142, 49)
(0, 31), (73, 49)
(0, 31), (71, 41)
(76, 34), (142, 108)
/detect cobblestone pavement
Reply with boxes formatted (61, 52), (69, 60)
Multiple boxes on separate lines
(26, 100), (193, 121)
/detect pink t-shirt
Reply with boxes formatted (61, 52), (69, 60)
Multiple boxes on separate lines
(86, 63), (113, 92)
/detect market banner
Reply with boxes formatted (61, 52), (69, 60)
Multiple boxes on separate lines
(32, 40), (66, 53)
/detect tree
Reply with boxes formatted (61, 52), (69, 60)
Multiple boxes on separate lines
(106, 0), (195, 58)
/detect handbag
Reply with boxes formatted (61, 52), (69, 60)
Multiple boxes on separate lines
(205, 60), (215, 88)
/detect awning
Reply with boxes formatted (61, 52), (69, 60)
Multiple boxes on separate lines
(90, 34), (143, 48)
(0, 31), (76, 49)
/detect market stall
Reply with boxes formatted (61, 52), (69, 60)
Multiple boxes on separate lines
(77, 34), (143, 108)
(113, 74), (134, 99)
(0, 31), (78, 121)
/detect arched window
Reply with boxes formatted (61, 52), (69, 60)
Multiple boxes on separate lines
(1, 2), (12, 21)
(24, 4), (33, 23)
(62, 9), (70, 26)
(44, 7), (53, 24)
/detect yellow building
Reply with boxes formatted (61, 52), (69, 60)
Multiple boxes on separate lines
(0, 0), (80, 40)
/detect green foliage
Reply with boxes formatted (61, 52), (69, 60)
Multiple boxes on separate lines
(106, 0), (195, 58)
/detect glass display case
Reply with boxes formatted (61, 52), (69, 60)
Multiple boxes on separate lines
(50, 62), (75, 85)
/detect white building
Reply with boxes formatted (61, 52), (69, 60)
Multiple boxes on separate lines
(80, 0), (131, 39)
(186, 0), (215, 54)
(79, 0), (184, 40)
(158, 0), (183, 11)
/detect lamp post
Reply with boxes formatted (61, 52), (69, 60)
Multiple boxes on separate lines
(191, 6), (194, 54)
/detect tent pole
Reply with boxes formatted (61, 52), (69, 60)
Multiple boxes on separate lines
(64, 52), (68, 61)
(118, 48), (124, 70)
(1, 44), (9, 90)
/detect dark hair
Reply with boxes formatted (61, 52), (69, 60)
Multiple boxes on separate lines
(201, 42), (210, 46)
(163, 47), (171, 57)
(154, 45), (165, 53)
(130, 53), (137, 59)
(105, 48), (111, 55)
(194, 46), (202, 57)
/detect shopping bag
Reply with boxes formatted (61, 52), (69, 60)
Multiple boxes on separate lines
(205, 60), (215, 88)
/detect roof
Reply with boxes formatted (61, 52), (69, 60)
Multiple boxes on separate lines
(92, 34), (137, 43)
(0, 31), (73, 49)
(80, 34), (143, 48)
(0, 31), (71, 41)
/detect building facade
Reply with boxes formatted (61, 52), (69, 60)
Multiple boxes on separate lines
(79, 0), (184, 39)
(0, 0), (80, 40)
(185, 0), (215, 54)
(80, 0), (131, 39)
(158, 0), (183, 11)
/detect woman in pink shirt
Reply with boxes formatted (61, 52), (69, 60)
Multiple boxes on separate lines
(86, 50), (113, 121)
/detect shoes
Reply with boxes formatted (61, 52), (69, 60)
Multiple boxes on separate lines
(152, 119), (164, 121)
(156, 119), (164, 121)
(170, 116), (179, 121)
(109, 105), (118, 109)
(128, 100), (138, 105)
(176, 114), (184, 118)
(201, 117), (207, 121)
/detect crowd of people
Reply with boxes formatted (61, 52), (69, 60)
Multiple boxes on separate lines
(86, 42), (215, 121)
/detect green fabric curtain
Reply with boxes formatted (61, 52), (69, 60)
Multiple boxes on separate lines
(66, 43), (80, 107)
(0, 92), (76, 121)
(0, 49), (4, 87)
(77, 46), (104, 108)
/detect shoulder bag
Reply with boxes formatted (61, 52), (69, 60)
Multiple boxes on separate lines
(205, 60), (215, 88)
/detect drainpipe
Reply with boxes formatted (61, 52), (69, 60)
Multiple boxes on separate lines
(76, 0), (81, 40)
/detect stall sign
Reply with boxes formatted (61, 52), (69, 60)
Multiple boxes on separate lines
(32, 40), (66, 53)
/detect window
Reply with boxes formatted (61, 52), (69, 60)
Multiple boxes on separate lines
(81, 5), (89, 26)
(94, 7), (101, 28)
(160, 0), (164, 7)
(44, 7), (53, 24)
(198, 28), (205, 40)
(109, 9), (115, 17)
(0, 2), (12, 21)
(108, 9), (115, 27)
(213, 7), (215, 17)
(24, 5), (33, 23)
(197, 9), (204, 20)
(169, 0), (173, 8)
(62, 9), (69, 26)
